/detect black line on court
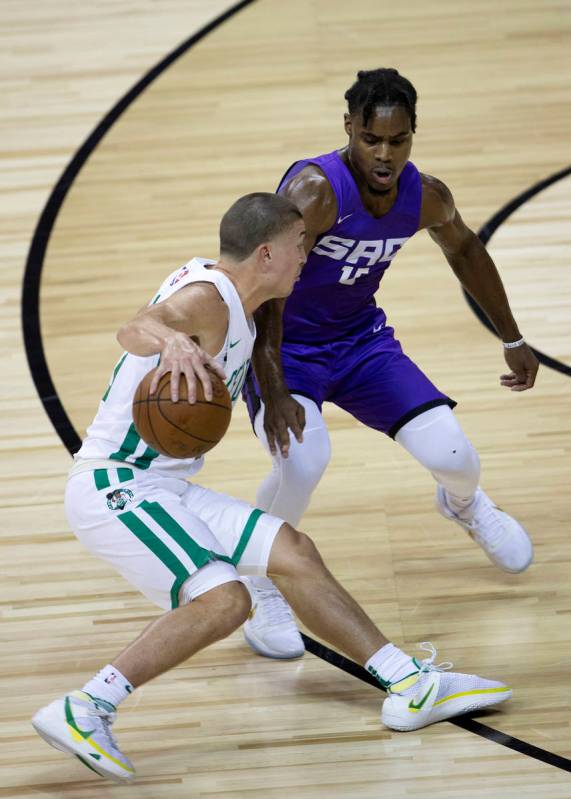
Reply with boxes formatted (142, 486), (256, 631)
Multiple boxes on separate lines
(20, 1), (571, 775)
(22, 0), (258, 456)
(302, 635), (571, 772)
(468, 164), (571, 378)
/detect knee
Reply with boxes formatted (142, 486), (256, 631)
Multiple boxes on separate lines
(194, 580), (251, 632)
(434, 435), (480, 481)
(399, 413), (480, 480)
(281, 431), (331, 488)
(268, 523), (324, 579)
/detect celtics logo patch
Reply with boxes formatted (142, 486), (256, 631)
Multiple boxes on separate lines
(106, 488), (134, 511)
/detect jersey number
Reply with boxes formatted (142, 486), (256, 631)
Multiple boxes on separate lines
(339, 266), (370, 285)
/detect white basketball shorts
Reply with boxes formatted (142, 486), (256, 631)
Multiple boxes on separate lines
(65, 465), (284, 610)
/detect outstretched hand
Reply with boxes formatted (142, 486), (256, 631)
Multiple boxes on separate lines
(150, 332), (226, 403)
(500, 343), (539, 392)
(263, 393), (306, 458)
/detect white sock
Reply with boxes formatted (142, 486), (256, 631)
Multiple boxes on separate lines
(365, 644), (419, 692)
(82, 664), (134, 709)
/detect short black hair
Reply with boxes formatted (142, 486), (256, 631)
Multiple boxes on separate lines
(219, 192), (302, 261)
(344, 68), (417, 131)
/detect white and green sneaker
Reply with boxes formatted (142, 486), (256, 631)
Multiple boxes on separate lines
(381, 643), (512, 732)
(32, 690), (135, 782)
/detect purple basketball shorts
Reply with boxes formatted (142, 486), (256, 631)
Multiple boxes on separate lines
(243, 323), (455, 439)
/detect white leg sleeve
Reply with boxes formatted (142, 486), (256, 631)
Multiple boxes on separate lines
(254, 394), (331, 527)
(249, 395), (330, 593)
(395, 405), (480, 506)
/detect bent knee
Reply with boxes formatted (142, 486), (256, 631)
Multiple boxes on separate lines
(432, 438), (480, 480)
(281, 444), (331, 489)
(268, 523), (324, 578)
(190, 579), (251, 629)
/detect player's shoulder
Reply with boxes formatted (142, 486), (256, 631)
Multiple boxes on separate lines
(281, 163), (334, 201)
(176, 280), (227, 311)
(419, 173), (455, 228)
(280, 164), (337, 231)
(156, 279), (228, 326)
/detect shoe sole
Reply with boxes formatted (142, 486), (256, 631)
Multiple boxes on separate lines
(382, 687), (513, 732)
(243, 626), (305, 660)
(32, 707), (134, 783)
(467, 529), (533, 574)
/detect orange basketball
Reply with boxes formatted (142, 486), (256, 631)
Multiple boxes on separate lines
(133, 367), (232, 459)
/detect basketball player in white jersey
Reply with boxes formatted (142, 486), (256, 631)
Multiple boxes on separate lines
(32, 193), (512, 783)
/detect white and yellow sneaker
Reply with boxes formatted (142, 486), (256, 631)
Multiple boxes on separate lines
(243, 583), (305, 659)
(32, 690), (135, 782)
(436, 486), (533, 573)
(381, 643), (512, 732)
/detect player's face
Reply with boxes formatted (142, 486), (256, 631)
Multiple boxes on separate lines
(269, 219), (307, 297)
(344, 105), (413, 195)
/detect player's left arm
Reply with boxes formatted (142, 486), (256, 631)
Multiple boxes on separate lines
(421, 174), (539, 391)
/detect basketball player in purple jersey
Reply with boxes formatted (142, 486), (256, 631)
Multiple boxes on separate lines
(242, 68), (539, 659)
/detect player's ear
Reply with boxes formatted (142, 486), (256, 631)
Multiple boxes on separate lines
(344, 113), (352, 136)
(259, 242), (272, 271)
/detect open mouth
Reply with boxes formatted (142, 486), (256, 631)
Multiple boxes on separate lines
(372, 167), (393, 186)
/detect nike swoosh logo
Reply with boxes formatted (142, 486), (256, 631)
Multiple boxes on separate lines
(65, 696), (96, 740)
(229, 339), (241, 349)
(373, 323), (384, 333)
(408, 682), (434, 711)
(337, 213), (353, 225)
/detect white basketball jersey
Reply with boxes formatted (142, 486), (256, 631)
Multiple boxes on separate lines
(75, 258), (256, 478)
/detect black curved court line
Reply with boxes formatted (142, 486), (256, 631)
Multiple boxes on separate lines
(468, 164), (571, 378)
(20, 0), (571, 775)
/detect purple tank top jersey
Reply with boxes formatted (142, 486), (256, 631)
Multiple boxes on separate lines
(279, 150), (422, 343)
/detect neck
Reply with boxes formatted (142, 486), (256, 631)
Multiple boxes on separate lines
(213, 259), (269, 317)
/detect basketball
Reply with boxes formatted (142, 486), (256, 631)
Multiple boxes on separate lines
(132, 367), (232, 459)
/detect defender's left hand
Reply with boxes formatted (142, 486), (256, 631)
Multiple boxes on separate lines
(500, 343), (539, 391)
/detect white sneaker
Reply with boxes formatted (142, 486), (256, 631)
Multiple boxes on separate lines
(436, 486), (533, 573)
(32, 690), (135, 783)
(243, 583), (305, 659)
(381, 643), (512, 732)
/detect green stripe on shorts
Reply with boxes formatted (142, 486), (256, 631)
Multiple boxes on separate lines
(139, 501), (220, 569)
(118, 510), (191, 609)
(141, 501), (266, 567)
(117, 467), (134, 483)
(94, 469), (110, 490)
(231, 508), (265, 564)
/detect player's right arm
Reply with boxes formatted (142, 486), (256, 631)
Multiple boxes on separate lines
(252, 166), (337, 456)
(117, 282), (227, 403)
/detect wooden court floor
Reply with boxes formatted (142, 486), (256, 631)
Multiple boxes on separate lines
(2, 1), (571, 796)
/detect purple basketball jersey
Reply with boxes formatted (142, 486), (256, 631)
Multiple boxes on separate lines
(242, 150), (455, 439)
(279, 150), (422, 343)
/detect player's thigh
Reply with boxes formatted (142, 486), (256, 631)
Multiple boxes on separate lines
(332, 327), (455, 438)
(65, 470), (239, 610)
(183, 483), (283, 577)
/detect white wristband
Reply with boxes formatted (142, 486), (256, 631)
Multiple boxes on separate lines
(503, 337), (525, 349)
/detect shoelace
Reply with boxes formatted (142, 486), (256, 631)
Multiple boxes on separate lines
(416, 642), (454, 674)
(254, 588), (296, 626)
(469, 495), (507, 550)
(87, 705), (120, 751)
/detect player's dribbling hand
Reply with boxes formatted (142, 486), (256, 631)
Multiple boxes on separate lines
(500, 343), (539, 392)
(263, 393), (306, 458)
(150, 332), (226, 403)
